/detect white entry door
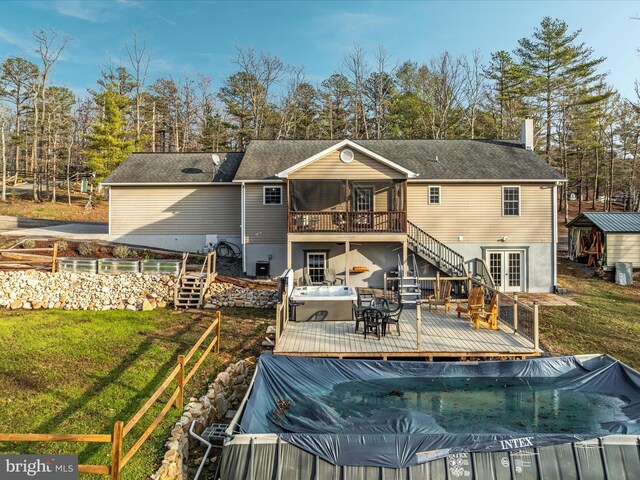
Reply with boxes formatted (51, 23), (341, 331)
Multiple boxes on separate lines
(486, 250), (524, 292)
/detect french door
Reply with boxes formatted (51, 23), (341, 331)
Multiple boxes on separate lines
(306, 252), (326, 284)
(354, 187), (374, 212)
(486, 250), (525, 292)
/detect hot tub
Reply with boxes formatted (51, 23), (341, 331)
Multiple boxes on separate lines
(290, 285), (357, 321)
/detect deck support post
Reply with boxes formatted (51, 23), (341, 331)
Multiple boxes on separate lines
(383, 272), (387, 300)
(533, 301), (539, 351)
(513, 294), (519, 333)
(286, 241), (292, 271)
(402, 241), (408, 275)
(416, 303), (421, 351)
(345, 241), (350, 285)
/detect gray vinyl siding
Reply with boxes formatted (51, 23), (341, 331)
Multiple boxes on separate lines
(245, 184), (288, 244)
(110, 186), (240, 235)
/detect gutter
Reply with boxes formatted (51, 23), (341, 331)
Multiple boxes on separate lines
(408, 178), (567, 184)
(102, 182), (238, 186)
(552, 183), (559, 290)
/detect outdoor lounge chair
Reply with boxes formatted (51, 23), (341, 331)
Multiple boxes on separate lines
(426, 279), (452, 312)
(473, 294), (499, 330)
(456, 287), (484, 321)
(324, 268), (344, 285)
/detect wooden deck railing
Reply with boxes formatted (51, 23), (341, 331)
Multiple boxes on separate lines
(274, 289), (290, 351)
(0, 311), (222, 480)
(0, 241), (59, 272)
(288, 211), (406, 233)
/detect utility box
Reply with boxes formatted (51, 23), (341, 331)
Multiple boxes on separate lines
(615, 262), (633, 285)
(256, 261), (270, 278)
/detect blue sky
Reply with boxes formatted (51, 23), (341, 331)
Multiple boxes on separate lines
(1, 0), (639, 100)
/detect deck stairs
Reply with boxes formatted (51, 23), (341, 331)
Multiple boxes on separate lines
(174, 251), (217, 309)
(407, 221), (466, 276)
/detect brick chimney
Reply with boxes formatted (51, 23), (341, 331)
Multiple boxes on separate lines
(521, 118), (534, 150)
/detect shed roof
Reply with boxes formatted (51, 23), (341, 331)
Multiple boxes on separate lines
(566, 212), (640, 233)
(102, 152), (244, 185)
(234, 139), (565, 181)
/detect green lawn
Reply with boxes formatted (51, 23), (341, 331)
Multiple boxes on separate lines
(0, 307), (269, 479)
(539, 259), (640, 370)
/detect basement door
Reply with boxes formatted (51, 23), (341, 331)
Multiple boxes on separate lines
(486, 249), (525, 292)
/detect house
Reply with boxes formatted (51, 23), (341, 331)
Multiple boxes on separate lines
(566, 212), (640, 268)
(104, 120), (564, 293)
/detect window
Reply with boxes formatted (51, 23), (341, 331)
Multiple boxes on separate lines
(306, 252), (326, 284)
(428, 186), (441, 205)
(502, 186), (520, 216)
(263, 186), (282, 205)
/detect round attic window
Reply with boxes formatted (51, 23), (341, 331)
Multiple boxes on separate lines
(340, 149), (354, 163)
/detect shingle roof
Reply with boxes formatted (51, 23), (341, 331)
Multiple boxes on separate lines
(234, 139), (565, 181)
(567, 212), (640, 233)
(102, 152), (244, 184)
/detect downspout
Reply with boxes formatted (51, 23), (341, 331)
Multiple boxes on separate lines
(241, 181), (246, 274)
(552, 183), (558, 291)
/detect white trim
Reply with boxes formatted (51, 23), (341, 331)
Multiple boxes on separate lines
(108, 187), (112, 236)
(262, 185), (283, 205)
(275, 139), (419, 178)
(427, 185), (441, 205)
(103, 182), (239, 186)
(241, 182), (246, 273)
(408, 179), (566, 184)
(502, 185), (521, 217)
(552, 184), (558, 289)
(354, 185), (375, 212)
(232, 179), (285, 184)
(305, 251), (327, 284)
(485, 248), (527, 292)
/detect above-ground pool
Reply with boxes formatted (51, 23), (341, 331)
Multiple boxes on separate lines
(290, 285), (357, 321)
(222, 355), (640, 479)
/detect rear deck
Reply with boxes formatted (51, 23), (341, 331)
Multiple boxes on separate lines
(275, 306), (538, 359)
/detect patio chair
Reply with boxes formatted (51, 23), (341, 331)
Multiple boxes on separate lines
(370, 297), (389, 311)
(473, 294), (499, 330)
(357, 290), (375, 308)
(361, 308), (384, 340)
(456, 287), (484, 321)
(302, 267), (313, 286)
(426, 279), (452, 313)
(353, 303), (365, 332)
(324, 268), (344, 285)
(382, 304), (403, 336)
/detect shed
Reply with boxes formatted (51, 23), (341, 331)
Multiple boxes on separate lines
(567, 212), (640, 268)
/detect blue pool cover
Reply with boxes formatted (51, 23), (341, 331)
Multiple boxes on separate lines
(238, 355), (640, 467)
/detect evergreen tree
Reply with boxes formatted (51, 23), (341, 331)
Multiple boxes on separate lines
(83, 84), (135, 183)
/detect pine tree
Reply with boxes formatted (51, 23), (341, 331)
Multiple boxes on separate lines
(84, 84), (135, 183)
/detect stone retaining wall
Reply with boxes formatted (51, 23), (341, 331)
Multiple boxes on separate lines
(0, 272), (278, 312)
(0, 270), (174, 311)
(204, 281), (278, 309)
(152, 357), (256, 480)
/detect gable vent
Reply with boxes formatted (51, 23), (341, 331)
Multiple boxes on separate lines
(340, 149), (354, 163)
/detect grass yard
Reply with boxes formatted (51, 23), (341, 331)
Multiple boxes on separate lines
(0, 307), (270, 479)
(0, 194), (108, 223)
(540, 258), (640, 370)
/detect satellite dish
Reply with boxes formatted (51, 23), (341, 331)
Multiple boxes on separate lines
(340, 149), (354, 163)
(211, 154), (221, 166)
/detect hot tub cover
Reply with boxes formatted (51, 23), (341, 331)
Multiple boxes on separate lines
(238, 355), (640, 468)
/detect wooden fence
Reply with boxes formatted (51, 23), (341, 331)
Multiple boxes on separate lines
(0, 240), (58, 272)
(0, 311), (222, 480)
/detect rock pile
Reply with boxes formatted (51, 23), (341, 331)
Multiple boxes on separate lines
(152, 357), (256, 480)
(204, 281), (277, 309)
(0, 270), (174, 311)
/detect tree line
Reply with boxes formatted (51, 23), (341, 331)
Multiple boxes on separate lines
(0, 17), (639, 216)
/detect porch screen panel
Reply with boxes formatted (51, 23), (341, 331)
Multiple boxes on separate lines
(289, 180), (346, 211)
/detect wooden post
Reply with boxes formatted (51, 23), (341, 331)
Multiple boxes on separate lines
(402, 241), (408, 275)
(513, 294), (519, 333)
(51, 242), (58, 273)
(435, 271), (440, 298)
(110, 421), (124, 480)
(345, 241), (350, 285)
(533, 301), (539, 351)
(216, 311), (221, 353)
(416, 302), (421, 351)
(383, 272), (387, 300)
(275, 304), (281, 350)
(176, 355), (185, 409)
